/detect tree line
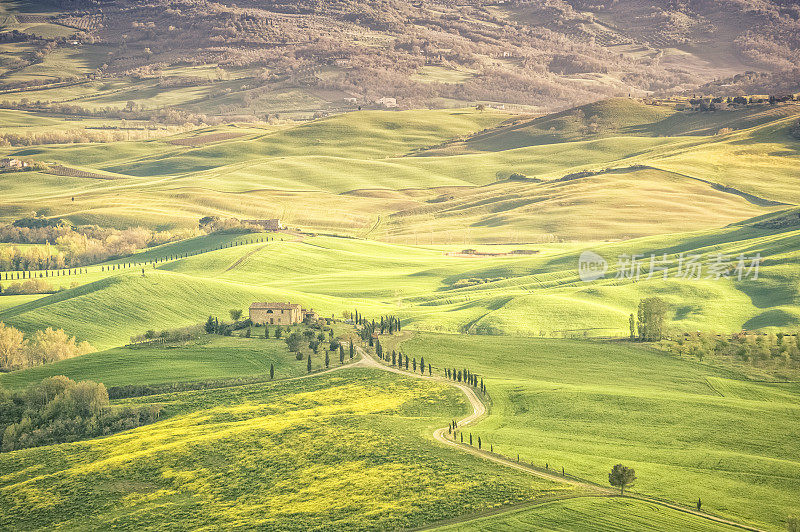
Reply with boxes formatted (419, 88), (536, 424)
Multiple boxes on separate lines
(0, 218), (197, 271)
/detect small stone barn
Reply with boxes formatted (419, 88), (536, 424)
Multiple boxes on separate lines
(249, 302), (302, 325)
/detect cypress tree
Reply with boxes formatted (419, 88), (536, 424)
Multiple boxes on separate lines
(460, 433), (463, 443)
(349, 341), (354, 358)
(420, 356), (425, 374)
(307, 355), (312, 373)
(469, 433), (472, 446)
(325, 351), (330, 368)
(429, 365), (432, 376)
(270, 363), (274, 380)
(404, 355), (409, 370)
(412, 358), (416, 372)
(339, 345), (345, 363)
(478, 437), (481, 449)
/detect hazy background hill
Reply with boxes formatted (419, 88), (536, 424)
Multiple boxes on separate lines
(2, 0), (799, 118)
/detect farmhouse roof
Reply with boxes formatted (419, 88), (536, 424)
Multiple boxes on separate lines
(250, 302), (301, 310)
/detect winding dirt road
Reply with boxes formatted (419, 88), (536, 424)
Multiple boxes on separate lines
(354, 346), (765, 531)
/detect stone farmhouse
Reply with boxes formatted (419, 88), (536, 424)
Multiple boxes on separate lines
(249, 302), (322, 325)
(250, 302), (302, 325)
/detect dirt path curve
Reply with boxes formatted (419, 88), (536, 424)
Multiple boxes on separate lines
(355, 346), (765, 532)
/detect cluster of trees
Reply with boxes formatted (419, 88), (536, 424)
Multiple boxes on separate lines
(0, 127), (185, 147)
(664, 331), (800, 365)
(204, 315), (238, 336)
(0, 218), (197, 270)
(285, 328), (334, 356)
(0, 376), (160, 452)
(630, 297), (669, 342)
(353, 311), (401, 342)
(197, 216), (276, 234)
(0, 323), (94, 371)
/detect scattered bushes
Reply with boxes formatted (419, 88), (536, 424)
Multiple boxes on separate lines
(0, 376), (161, 452)
(129, 325), (203, 345)
(451, 277), (505, 289)
(0, 278), (54, 295)
(0, 323), (94, 371)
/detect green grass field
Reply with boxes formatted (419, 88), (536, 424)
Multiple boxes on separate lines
(396, 333), (800, 530)
(0, 369), (575, 530)
(0, 334), (313, 390)
(430, 497), (741, 531)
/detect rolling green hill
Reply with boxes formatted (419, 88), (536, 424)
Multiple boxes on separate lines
(2, 101), (797, 242)
(2, 214), (798, 350)
(0, 369), (574, 530)
(398, 333), (800, 531)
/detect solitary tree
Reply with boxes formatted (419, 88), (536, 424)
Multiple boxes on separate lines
(274, 326), (283, 339)
(264, 325), (270, 339)
(285, 332), (303, 353)
(608, 464), (637, 495)
(205, 315), (216, 333)
(229, 309), (243, 322)
(307, 355), (312, 373)
(629, 313), (636, 340)
(325, 350), (330, 368)
(270, 363), (274, 380)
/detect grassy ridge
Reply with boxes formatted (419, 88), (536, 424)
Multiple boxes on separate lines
(0, 370), (573, 530)
(0, 334), (310, 390)
(399, 333), (800, 530)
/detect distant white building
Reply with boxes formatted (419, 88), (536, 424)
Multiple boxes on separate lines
(0, 158), (29, 170)
(344, 97), (358, 104)
(376, 97), (398, 108)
